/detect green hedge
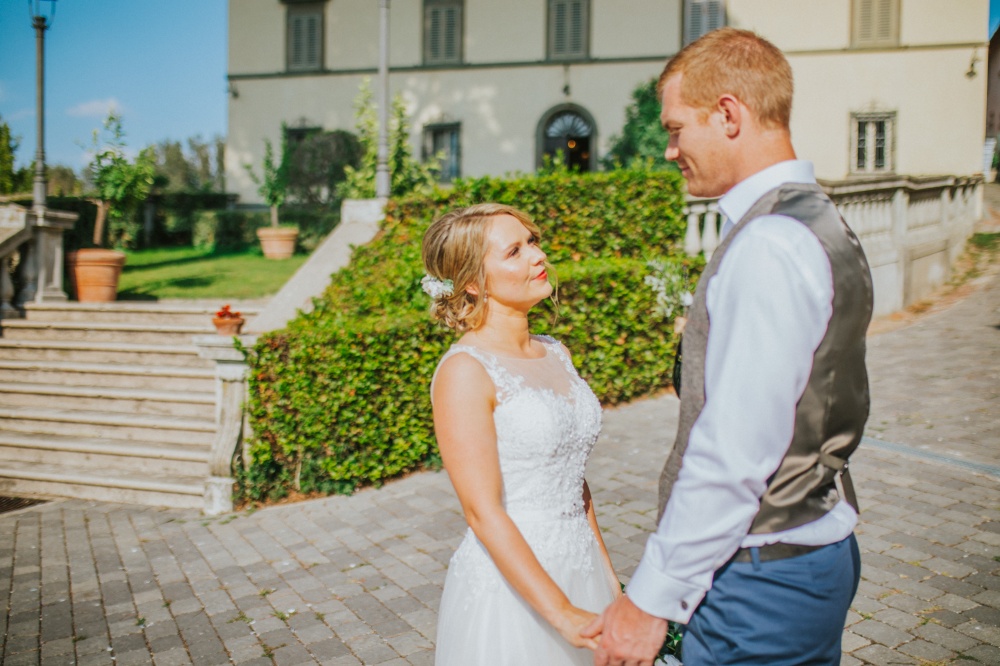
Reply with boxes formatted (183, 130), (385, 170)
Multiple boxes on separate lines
(241, 168), (695, 502)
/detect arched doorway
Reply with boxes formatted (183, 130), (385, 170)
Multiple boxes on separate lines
(537, 105), (596, 172)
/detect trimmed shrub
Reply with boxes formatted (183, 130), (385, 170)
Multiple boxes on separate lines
(241, 168), (695, 501)
(193, 209), (266, 253)
(281, 205), (341, 252)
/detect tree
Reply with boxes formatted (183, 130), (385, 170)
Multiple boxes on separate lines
(0, 117), (20, 195)
(88, 113), (156, 248)
(286, 129), (362, 206)
(47, 165), (83, 196)
(245, 136), (289, 227)
(148, 135), (226, 193)
(338, 79), (438, 199)
(153, 140), (196, 192)
(602, 78), (675, 171)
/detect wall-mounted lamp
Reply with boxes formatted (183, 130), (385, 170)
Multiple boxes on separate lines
(966, 51), (981, 79)
(228, 82), (239, 99)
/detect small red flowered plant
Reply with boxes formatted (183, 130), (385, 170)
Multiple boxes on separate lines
(215, 304), (242, 319)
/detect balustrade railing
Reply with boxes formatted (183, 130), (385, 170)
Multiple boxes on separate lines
(682, 175), (984, 316)
(0, 203), (77, 318)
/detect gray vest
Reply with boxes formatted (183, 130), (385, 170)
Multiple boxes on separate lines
(658, 183), (873, 535)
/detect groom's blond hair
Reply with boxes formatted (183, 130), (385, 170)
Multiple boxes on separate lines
(658, 27), (793, 130)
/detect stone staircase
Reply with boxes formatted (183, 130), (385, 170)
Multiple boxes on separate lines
(0, 301), (261, 509)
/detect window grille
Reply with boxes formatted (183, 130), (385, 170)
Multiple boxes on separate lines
(851, 112), (895, 174)
(423, 123), (461, 183)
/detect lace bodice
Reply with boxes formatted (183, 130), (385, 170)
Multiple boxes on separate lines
(434, 335), (603, 520)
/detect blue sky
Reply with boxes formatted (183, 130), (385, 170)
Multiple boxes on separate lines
(0, 0), (227, 170)
(0, 1), (997, 172)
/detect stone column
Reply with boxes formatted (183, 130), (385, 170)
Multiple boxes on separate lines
(0, 255), (17, 319)
(31, 208), (76, 303)
(194, 334), (258, 515)
(684, 202), (704, 257)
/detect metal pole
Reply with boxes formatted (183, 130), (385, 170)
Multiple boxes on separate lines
(32, 14), (48, 214)
(374, 0), (390, 199)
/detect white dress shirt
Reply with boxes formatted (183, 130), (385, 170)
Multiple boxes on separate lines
(626, 160), (858, 623)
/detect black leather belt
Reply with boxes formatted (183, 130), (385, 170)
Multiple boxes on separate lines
(732, 542), (826, 563)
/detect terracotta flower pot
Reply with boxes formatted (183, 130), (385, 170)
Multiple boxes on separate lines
(212, 317), (245, 335)
(256, 226), (299, 260)
(67, 248), (127, 302)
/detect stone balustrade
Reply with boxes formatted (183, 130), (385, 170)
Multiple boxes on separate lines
(682, 175), (984, 317)
(0, 203), (77, 317)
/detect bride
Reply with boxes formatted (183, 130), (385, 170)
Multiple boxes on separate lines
(422, 203), (620, 665)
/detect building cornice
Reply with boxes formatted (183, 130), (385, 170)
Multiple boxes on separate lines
(227, 40), (987, 81)
(227, 53), (671, 81)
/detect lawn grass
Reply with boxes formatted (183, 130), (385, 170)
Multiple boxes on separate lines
(118, 247), (307, 300)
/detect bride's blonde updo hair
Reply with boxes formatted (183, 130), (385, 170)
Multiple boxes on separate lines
(421, 203), (542, 332)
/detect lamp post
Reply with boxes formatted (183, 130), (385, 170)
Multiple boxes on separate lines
(18, 0), (74, 306)
(375, 0), (390, 199)
(30, 0), (57, 216)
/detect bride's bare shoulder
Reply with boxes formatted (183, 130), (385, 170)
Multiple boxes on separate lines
(433, 349), (494, 403)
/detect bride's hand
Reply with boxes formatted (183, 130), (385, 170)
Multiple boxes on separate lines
(552, 605), (600, 650)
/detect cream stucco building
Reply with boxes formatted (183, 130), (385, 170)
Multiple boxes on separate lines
(227, 0), (988, 203)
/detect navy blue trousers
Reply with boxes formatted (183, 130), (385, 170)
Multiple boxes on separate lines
(682, 534), (861, 665)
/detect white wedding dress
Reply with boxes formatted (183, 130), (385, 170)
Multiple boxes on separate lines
(433, 335), (618, 666)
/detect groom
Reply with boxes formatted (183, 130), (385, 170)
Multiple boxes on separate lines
(584, 28), (871, 665)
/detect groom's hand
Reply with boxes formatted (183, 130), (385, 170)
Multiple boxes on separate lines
(582, 595), (667, 666)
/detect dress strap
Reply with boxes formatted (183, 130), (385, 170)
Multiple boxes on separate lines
(430, 344), (520, 404)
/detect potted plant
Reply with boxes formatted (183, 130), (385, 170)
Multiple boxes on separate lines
(67, 112), (154, 302)
(245, 136), (298, 259)
(212, 304), (245, 335)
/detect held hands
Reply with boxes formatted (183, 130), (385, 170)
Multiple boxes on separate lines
(552, 604), (601, 651)
(582, 595), (668, 666)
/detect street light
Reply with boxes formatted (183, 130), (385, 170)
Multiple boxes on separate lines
(29, 0), (58, 215)
(20, 0), (74, 306)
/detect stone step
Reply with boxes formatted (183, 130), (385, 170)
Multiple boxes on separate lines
(0, 382), (215, 419)
(0, 431), (209, 477)
(0, 359), (216, 392)
(0, 405), (215, 446)
(23, 301), (262, 327)
(0, 339), (207, 367)
(0, 320), (212, 345)
(0, 459), (204, 509)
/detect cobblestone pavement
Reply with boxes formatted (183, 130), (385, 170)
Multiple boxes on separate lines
(1, 260), (998, 665)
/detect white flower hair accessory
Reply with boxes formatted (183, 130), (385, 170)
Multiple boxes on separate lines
(421, 274), (454, 299)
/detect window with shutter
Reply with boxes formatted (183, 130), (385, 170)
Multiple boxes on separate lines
(287, 3), (324, 72)
(850, 111), (895, 174)
(424, 0), (463, 65)
(852, 0), (899, 48)
(684, 0), (725, 45)
(548, 0), (589, 60)
(423, 123), (462, 182)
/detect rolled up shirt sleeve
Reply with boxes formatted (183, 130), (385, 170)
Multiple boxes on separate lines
(625, 215), (833, 623)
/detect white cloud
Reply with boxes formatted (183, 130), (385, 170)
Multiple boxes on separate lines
(66, 98), (121, 118)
